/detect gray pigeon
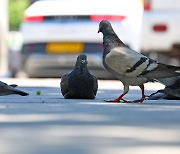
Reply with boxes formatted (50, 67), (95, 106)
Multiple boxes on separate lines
(0, 81), (29, 96)
(60, 54), (98, 99)
(148, 77), (180, 100)
(98, 20), (180, 103)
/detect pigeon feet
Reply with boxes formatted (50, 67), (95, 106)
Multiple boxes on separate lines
(104, 93), (128, 103)
(133, 96), (145, 103)
(104, 94), (146, 103)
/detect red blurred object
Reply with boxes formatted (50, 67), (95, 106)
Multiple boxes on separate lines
(144, 0), (151, 11)
(90, 15), (126, 21)
(24, 16), (44, 22)
(153, 24), (167, 32)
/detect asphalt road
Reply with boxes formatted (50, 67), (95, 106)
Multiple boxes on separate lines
(0, 78), (180, 154)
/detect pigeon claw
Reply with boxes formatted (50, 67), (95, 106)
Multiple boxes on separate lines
(104, 93), (128, 103)
(133, 89), (146, 103)
(133, 97), (145, 103)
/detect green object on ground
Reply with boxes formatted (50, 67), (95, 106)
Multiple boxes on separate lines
(36, 90), (41, 95)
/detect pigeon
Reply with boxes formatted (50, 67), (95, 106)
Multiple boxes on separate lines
(60, 54), (98, 99)
(148, 77), (180, 100)
(0, 81), (29, 96)
(98, 20), (180, 103)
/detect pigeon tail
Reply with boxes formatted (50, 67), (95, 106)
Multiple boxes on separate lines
(9, 84), (18, 88)
(16, 91), (29, 96)
(141, 64), (180, 87)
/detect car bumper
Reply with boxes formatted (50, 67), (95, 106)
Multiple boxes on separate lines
(24, 54), (115, 79)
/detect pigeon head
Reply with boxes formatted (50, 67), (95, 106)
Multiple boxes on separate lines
(98, 20), (114, 34)
(98, 20), (127, 51)
(75, 54), (88, 70)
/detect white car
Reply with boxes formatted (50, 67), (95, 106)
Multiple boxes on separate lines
(142, 0), (180, 64)
(20, 0), (143, 78)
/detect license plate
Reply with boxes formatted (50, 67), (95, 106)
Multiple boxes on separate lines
(46, 42), (84, 54)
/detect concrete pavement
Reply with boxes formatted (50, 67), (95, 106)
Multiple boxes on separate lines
(0, 78), (180, 154)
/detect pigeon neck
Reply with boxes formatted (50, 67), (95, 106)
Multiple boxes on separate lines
(103, 32), (126, 52)
(75, 64), (88, 73)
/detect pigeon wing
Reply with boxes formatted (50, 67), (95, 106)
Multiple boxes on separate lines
(105, 46), (180, 82)
(60, 73), (70, 96)
(105, 47), (158, 78)
(140, 63), (180, 78)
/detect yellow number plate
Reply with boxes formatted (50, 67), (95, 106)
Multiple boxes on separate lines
(46, 42), (84, 54)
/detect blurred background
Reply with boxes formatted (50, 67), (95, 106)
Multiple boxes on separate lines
(0, 0), (180, 78)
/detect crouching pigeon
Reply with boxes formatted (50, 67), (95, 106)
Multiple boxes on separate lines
(60, 54), (98, 99)
(98, 20), (180, 103)
(0, 81), (29, 96)
(148, 77), (180, 100)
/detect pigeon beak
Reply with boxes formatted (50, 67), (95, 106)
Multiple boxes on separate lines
(98, 26), (101, 33)
(98, 26), (102, 33)
(81, 60), (87, 64)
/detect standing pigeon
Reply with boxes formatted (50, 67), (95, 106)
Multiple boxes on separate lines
(60, 54), (98, 99)
(98, 20), (180, 103)
(0, 81), (29, 96)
